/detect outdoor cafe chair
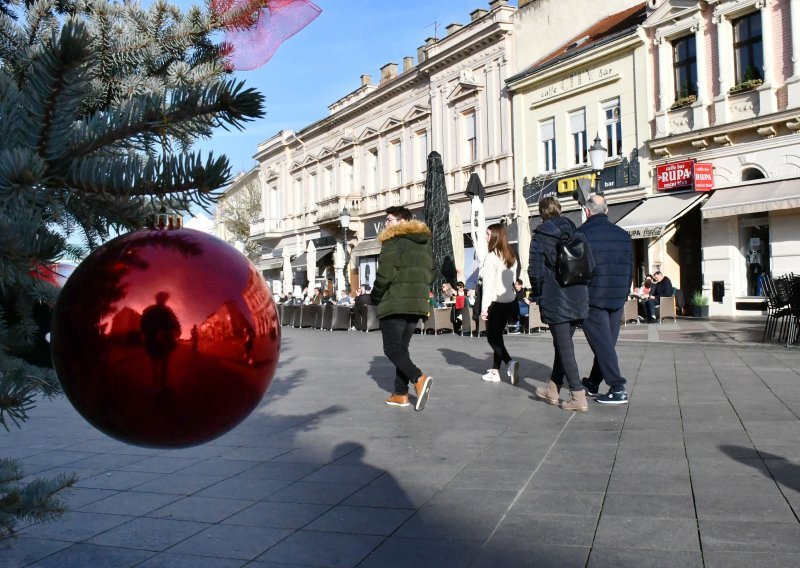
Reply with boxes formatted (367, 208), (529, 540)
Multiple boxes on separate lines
(321, 304), (333, 330)
(622, 297), (640, 325)
(330, 305), (352, 331)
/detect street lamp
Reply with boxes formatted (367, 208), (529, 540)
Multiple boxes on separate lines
(339, 207), (351, 294)
(588, 133), (608, 193)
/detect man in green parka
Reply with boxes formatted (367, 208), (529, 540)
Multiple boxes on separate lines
(371, 206), (435, 411)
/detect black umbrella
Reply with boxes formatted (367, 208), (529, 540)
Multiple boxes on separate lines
(423, 151), (457, 304)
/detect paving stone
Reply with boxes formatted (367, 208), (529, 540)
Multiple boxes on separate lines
(601, 493), (696, 518)
(700, 520), (800, 552)
(593, 516), (700, 551)
(87, 518), (209, 551)
(0, 536), (73, 566)
(511, 490), (604, 517)
(79, 491), (181, 516)
(606, 473), (691, 495)
(588, 547), (702, 567)
(489, 513), (598, 547)
(255, 530), (383, 567)
(196, 476), (291, 500)
(472, 541), (590, 568)
(305, 505), (414, 535)
(358, 536), (482, 568)
(166, 524), (292, 560)
(137, 552), (245, 567)
(24, 543), (155, 567)
(149, 495), (254, 523)
(221, 501), (330, 529)
(703, 550), (800, 567)
(19, 511), (134, 542)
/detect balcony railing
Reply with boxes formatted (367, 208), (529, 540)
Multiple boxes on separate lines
(315, 195), (363, 223)
(249, 217), (285, 238)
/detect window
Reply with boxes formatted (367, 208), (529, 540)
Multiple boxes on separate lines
(733, 12), (763, 84)
(392, 141), (402, 186)
(672, 35), (697, 98)
(324, 166), (333, 198)
(541, 118), (556, 172)
(603, 99), (622, 158)
(416, 130), (428, 176)
(569, 109), (587, 166)
(309, 173), (318, 208)
(342, 158), (354, 194)
(464, 111), (477, 163)
(294, 177), (302, 213)
(368, 149), (379, 192)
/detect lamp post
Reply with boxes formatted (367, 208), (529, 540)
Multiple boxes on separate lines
(588, 134), (608, 194)
(339, 206), (351, 294)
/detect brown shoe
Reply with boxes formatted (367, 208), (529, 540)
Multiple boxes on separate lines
(385, 394), (410, 407)
(414, 375), (433, 411)
(535, 379), (561, 405)
(560, 389), (589, 412)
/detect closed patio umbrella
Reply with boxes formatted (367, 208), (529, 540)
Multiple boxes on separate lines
(450, 208), (464, 282)
(423, 151), (457, 304)
(517, 196), (532, 288)
(282, 251), (292, 294)
(306, 239), (316, 290)
(466, 173), (487, 267)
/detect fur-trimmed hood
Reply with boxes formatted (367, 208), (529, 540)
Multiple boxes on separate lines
(377, 219), (431, 243)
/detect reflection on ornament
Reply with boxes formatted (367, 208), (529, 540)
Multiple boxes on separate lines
(51, 228), (280, 448)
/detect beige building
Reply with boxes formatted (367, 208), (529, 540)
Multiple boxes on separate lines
(508, 3), (652, 278)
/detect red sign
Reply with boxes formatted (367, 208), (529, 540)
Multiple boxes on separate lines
(657, 160), (695, 191)
(693, 162), (714, 191)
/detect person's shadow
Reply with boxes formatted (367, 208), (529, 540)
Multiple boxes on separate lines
(720, 445), (800, 494)
(438, 347), (550, 396)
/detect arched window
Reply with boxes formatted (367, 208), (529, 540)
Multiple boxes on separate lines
(741, 167), (765, 181)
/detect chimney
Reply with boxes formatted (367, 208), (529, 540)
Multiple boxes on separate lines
(425, 36), (437, 46)
(380, 62), (398, 83)
(403, 56), (414, 72)
(470, 8), (488, 22)
(417, 45), (427, 63)
(446, 23), (463, 35)
(516, 0), (533, 7)
(360, 74), (371, 87)
(489, 0), (509, 9)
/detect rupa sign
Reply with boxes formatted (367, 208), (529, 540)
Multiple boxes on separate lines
(656, 160), (714, 192)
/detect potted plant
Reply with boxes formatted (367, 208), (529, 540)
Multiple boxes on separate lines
(670, 84), (697, 110)
(729, 65), (764, 95)
(691, 291), (710, 318)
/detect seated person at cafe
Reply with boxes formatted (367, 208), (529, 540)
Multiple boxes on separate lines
(510, 278), (530, 333)
(635, 275), (653, 298)
(643, 270), (674, 321)
(453, 281), (467, 333)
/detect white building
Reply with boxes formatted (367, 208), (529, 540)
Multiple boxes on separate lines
(643, 0), (800, 315)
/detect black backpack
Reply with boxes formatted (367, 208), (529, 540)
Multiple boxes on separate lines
(555, 231), (595, 287)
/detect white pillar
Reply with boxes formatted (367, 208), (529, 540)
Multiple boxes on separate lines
(787, 0), (800, 106)
(713, 14), (731, 124)
(692, 23), (709, 128)
(654, 36), (672, 136)
(484, 63), (496, 159)
(757, 1), (776, 114)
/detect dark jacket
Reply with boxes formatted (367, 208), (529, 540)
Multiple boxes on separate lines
(370, 220), (434, 319)
(528, 216), (589, 324)
(577, 213), (633, 310)
(651, 275), (674, 300)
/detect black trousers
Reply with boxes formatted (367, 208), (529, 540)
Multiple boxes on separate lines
(549, 321), (582, 391)
(379, 315), (422, 395)
(582, 306), (626, 390)
(487, 301), (514, 369)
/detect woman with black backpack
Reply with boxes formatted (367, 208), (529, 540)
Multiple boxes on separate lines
(528, 196), (591, 411)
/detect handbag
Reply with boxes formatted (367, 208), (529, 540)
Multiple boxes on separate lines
(555, 231), (595, 287)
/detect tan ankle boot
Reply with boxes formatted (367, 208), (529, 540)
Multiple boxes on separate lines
(535, 379), (561, 405)
(560, 389), (589, 412)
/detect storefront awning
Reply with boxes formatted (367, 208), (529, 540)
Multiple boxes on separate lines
(701, 180), (800, 219)
(617, 192), (706, 239)
(315, 245), (336, 263)
(351, 239), (383, 257)
(261, 257), (284, 270)
(290, 253), (306, 268)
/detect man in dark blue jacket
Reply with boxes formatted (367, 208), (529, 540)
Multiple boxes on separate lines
(578, 195), (633, 404)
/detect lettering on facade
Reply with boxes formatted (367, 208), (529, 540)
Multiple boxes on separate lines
(627, 226), (663, 239)
(536, 64), (616, 103)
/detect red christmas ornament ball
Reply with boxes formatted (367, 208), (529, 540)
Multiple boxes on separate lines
(51, 227), (281, 448)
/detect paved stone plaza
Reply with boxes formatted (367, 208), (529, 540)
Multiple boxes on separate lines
(2, 322), (800, 567)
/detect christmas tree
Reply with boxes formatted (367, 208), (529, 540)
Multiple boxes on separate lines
(0, 0), (266, 537)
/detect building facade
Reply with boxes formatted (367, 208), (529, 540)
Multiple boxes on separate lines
(644, 0), (800, 315)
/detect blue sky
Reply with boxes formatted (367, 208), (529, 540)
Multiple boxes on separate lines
(169, 0), (514, 178)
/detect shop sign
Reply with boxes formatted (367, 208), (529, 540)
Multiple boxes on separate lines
(693, 162), (714, 191)
(657, 160), (695, 192)
(626, 225), (664, 239)
(363, 206), (423, 239)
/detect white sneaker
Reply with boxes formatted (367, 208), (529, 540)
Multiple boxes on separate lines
(481, 371), (501, 382)
(507, 360), (520, 386)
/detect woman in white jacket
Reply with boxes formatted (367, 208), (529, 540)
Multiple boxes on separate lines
(480, 223), (520, 384)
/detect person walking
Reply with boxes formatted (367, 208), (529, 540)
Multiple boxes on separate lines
(371, 206), (435, 411)
(578, 194), (633, 405)
(479, 223), (520, 385)
(529, 196), (590, 411)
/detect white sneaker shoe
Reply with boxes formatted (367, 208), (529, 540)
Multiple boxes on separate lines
(507, 360), (520, 385)
(481, 371), (501, 382)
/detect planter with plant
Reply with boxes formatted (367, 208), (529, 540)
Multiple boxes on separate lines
(729, 66), (764, 95)
(691, 291), (710, 318)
